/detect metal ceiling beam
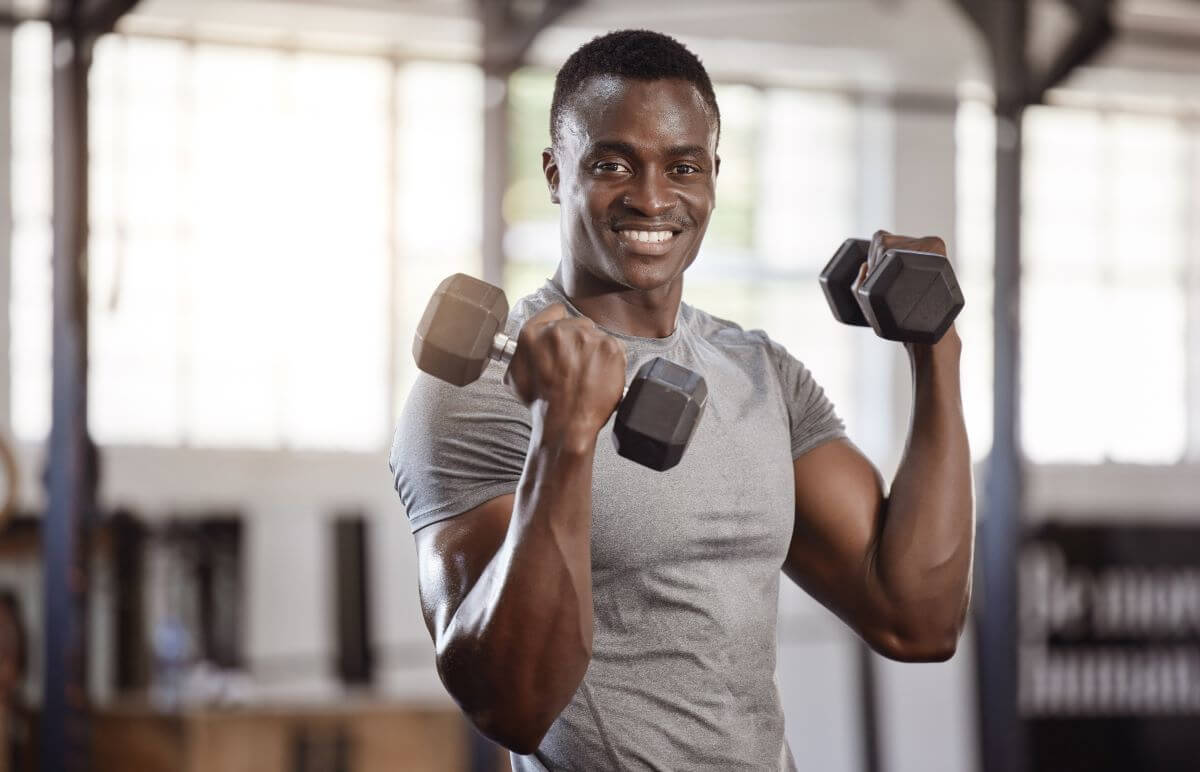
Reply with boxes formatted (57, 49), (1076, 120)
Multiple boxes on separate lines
(1029, 0), (1115, 103)
(0, 0), (141, 33)
(80, 0), (143, 36)
(481, 0), (579, 72)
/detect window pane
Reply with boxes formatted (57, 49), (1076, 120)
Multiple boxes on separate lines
(706, 84), (759, 254)
(89, 233), (182, 444)
(503, 68), (557, 297)
(955, 100), (994, 462)
(10, 23), (53, 442)
(1020, 106), (1189, 463)
(394, 63), (484, 407)
(10, 222), (52, 441)
(12, 32), (395, 450)
(757, 90), (856, 273)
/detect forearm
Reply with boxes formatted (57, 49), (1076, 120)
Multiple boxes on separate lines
(438, 417), (596, 749)
(874, 330), (974, 650)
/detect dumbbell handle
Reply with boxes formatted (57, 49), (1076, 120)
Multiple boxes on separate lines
(488, 331), (630, 400)
(489, 332), (518, 365)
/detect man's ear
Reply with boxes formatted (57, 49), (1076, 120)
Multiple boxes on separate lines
(542, 148), (560, 204)
(715, 153), (721, 178)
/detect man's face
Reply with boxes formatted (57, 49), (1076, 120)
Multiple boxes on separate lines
(543, 76), (719, 293)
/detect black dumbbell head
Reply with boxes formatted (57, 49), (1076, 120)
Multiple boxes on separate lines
(612, 357), (708, 471)
(413, 273), (509, 387)
(855, 249), (964, 344)
(819, 239), (871, 327)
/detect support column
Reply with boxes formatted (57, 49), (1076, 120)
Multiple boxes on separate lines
(976, 101), (1026, 772)
(976, 3), (1029, 771)
(43, 4), (95, 769)
(953, 2), (1115, 770)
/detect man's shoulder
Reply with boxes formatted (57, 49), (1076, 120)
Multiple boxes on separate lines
(681, 302), (773, 350)
(505, 281), (564, 335)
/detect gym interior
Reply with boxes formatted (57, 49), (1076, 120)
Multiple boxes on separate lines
(1, 0), (1198, 770)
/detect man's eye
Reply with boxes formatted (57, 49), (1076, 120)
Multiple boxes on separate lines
(594, 161), (627, 173)
(672, 164), (700, 175)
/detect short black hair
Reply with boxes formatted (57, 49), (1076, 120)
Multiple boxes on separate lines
(550, 29), (720, 148)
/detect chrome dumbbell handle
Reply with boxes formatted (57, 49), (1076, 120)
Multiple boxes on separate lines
(490, 332), (518, 365)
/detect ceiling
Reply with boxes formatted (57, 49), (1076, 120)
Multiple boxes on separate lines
(11, 0), (1200, 101)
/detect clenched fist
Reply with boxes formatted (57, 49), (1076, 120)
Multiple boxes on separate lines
(504, 304), (627, 444)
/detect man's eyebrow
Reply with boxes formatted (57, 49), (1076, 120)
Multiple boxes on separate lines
(665, 144), (709, 159)
(585, 140), (639, 158)
(584, 141), (710, 160)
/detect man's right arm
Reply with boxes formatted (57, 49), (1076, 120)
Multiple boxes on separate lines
(410, 304), (623, 754)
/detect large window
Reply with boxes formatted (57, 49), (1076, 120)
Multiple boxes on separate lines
(12, 28), (906, 455)
(10, 26), (482, 450)
(957, 99), (1198, 464)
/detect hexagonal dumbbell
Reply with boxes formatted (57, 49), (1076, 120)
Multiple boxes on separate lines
(818, 238), (964, 344)
(413, 273), (708, 471)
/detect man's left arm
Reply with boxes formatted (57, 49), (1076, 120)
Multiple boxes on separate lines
(783, 234), (974, 662)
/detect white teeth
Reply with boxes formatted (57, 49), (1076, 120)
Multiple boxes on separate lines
(620, 230), (674, 243)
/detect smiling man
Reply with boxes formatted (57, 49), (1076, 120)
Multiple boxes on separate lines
(390, 29), (973, 771)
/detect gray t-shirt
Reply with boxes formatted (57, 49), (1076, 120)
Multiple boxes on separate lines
(391, 280), (846, 771)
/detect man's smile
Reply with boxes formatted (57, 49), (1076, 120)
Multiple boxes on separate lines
(611, 224), (683, 256)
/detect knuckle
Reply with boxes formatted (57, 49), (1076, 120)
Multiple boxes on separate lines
(600, 336), (623, 357)
(548, 325), (571, 352)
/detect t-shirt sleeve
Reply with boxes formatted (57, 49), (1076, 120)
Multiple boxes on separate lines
(389, 368), (531, 533)
(763, 336), (847, 459)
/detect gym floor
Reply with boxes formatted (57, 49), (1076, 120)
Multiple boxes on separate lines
(1, 1), (1200, 771)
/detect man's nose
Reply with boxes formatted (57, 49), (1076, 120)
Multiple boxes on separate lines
(622, 171), (675, 216)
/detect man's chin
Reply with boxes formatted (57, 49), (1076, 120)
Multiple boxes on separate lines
(610, 257), (687, 293)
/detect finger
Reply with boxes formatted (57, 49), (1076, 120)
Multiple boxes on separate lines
(915, 235), (948, 257)
(868, 229), (893, 272)
(870, 231), (949, 266)
(852, 260), (870, 292)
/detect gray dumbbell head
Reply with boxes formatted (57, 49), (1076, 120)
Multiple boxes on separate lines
(413, 273), (509, 387)
(819, 239), (871, 327)
(612, 357), (708, 471)
(855, 249), (964, 344)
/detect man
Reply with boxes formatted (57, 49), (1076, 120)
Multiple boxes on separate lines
(391, 29), (972, 771)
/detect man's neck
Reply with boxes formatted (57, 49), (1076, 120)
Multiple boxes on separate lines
(554, 262), (682, 339)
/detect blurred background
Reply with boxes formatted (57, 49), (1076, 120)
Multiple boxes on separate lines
(1, 0), (1199, 770)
